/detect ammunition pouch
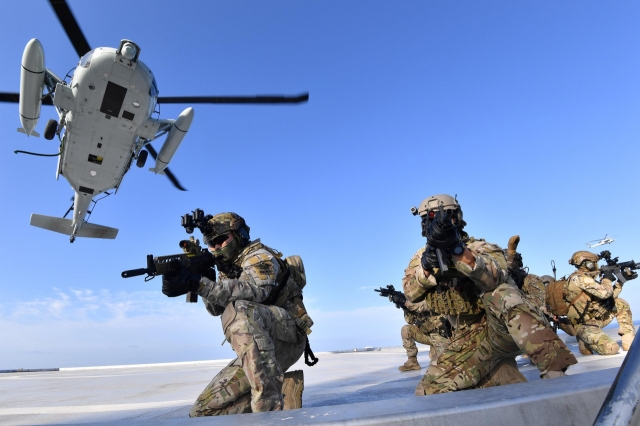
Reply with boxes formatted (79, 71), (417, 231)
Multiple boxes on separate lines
(423, 279), (484, 316)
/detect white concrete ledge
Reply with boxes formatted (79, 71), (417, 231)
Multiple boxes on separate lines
(81, 368), (616, 426)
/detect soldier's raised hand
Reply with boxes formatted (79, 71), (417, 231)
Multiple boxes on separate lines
(426, 211), (461, 249)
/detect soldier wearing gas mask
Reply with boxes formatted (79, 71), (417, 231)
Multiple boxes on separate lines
(562, 251), (636, 355)
(404, 194), (576, 395)
(161, 212), (315, 416)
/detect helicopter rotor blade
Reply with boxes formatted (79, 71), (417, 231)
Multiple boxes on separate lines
(49, 0), (92, 57)
(157, 93), (309, 105)
(145, 144), (187, 191)
(0, 92), (54, 106)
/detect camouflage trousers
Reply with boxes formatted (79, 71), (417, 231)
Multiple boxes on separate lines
(401, 324), (448, 362)
(190, 301), (306, 417)
(416, 283), (577, 395)
(575, 297), (635, 355)
(415, 315), (526, 394)
(482, 282), (576, 376)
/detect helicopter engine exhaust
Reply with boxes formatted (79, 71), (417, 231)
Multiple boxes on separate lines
(18, 38), (45, 137)
(149, 107), (194, 175)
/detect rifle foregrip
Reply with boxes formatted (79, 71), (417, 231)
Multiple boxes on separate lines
(121, 268), (149, 278)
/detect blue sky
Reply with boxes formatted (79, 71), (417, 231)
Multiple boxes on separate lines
(1, 1), (639, 369)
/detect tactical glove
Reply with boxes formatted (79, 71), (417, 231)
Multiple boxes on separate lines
(162, 261), (201, 297)
(507, 235), (520, 256)
(421, 245), (440, 272)
(601, 270), (617, 283)
(426, 215), (461, 249)
(390, 293), (406, 308)
(622, 267), (638, 281)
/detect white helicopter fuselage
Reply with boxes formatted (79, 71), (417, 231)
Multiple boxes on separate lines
(59, 46), (155, 214)
(587, 238), (614, 248)
(20, 39), (193, 242)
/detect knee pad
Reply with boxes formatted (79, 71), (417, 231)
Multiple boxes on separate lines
(596, 335), (620, 355)
(401, 325), (411, 339)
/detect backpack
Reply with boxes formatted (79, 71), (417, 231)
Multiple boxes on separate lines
(265, 253), (314, 335)
(545, 277), (569, 316)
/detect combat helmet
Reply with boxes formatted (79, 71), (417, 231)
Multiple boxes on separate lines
(539, 275), (555, 285)
(203, 212), (251, 262)
(569, 251), (599, 271)
(411, 194), (465, 237)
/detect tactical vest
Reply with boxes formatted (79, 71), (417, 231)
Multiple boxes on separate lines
(240, 242), (314, 335)
(421, 240), (488, 316)
(545, 274), (613, 323)
(423, 268), (485, 316)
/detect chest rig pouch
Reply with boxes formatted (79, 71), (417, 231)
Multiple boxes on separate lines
(424, 268), (484, 316)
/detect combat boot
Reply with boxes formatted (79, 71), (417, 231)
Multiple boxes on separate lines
(282, 370), (304, 410)
(621, 333), (635, 351)
(541, 370), (566, 379)
(578, 340), (593, 356)
(398, 356), (421, 371)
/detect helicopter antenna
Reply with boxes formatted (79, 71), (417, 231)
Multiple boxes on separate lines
(14, 150), (60, 157)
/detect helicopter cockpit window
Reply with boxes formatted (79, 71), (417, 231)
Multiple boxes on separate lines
(80, 50), (95, 68)
(149, 77), (159, 98)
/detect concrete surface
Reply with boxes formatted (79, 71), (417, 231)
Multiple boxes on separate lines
(0, 330), (631, 425)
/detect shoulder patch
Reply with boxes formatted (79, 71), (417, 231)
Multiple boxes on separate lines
(246, 252), (272, 265)
(244, 251), (277, 282)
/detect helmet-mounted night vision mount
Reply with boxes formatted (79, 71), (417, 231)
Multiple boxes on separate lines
(181, 208), (214, 235)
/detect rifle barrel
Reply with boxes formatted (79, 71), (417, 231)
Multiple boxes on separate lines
(121, 268), (150, 278)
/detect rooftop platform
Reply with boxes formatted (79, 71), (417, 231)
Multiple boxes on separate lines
(0, 330), (631, 425)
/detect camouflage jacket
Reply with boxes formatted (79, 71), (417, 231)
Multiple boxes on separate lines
(196, 239), (285, 316)
(564, 271), (621, 325)
(404, 310), (446, 335)
(403, 238), (512, 317)
(521, 273), (547, 312)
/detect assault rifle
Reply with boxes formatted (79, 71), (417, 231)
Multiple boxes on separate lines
(433, 204), (450, 272)
(598, 251), (640, 285)
(375, 285), (423, 328)
(375, 284), (407, 309)
(121, 240), (217, 303)
(374, 285), (453, 338)
(549, 316), (574, 335)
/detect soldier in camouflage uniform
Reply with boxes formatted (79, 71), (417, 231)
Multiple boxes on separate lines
(161, 213), (314, 416)
(399, 246), (450, 371)
(504, 235), (548, 315)
(563, 251), (636, 355)
(404, 194), (576, 395)
(537, 275), (577, 338)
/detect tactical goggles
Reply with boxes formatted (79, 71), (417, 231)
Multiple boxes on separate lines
(205, 233), (232, 249)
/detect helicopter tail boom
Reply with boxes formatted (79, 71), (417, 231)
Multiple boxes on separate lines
(30, 214), (118, 240)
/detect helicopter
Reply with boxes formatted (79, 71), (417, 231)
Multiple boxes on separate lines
(0, 0), (308, 243)
(586, 235), (615, 248)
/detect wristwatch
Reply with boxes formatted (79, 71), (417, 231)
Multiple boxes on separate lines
(451, 244), (465, 256)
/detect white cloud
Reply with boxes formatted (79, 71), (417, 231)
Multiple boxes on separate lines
(0, 288), (408, 370)
(0, 287), (184, 323)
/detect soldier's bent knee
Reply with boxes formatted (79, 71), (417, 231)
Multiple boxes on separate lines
(401, 325), (412, 339)
(596, 336), (620, 355)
